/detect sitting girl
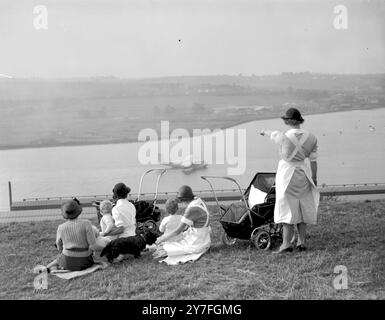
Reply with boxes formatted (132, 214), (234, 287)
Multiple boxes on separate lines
(45, 199), (99, 271)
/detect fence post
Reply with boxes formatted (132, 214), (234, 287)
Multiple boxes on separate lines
(8, 181), (13, 211)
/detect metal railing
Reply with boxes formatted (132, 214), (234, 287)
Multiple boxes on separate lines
(319, 183), (385, 187)
(7, 181), (385, 212)
(19, 188), (240, 202)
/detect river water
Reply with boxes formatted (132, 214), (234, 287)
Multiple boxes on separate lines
(1, 108), (384, 210)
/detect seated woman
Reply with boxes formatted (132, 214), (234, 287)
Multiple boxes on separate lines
(111, 182), (137, 262)
(46, 199), (100, 272)
(111, 182), (136, 238)
(153, 185), (211, 265)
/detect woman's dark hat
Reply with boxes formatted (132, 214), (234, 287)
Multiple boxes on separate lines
(112, 182), (131, 199)
(61, 199), (82, 219)
(177, 185), (195, 201)
(281, 107), (304, 122)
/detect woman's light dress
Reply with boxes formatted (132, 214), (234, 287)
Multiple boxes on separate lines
(160, 198), (211, 265)
(269, 128), (320, 225)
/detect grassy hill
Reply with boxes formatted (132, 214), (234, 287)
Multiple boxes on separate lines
(0, 198), (384, 299)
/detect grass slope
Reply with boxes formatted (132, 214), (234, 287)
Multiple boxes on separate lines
(0, 199), (384, 300)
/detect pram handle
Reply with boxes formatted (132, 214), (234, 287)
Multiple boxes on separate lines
(137, 168), (167, 203)
(201, 175), (249, 210)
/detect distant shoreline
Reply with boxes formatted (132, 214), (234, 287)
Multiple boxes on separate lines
(0, 106), (382, 151)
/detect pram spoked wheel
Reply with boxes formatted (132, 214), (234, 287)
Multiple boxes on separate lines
(143, 219), (157, 231)
(251, 229), (271, 250)
(221, 232), (237, 246)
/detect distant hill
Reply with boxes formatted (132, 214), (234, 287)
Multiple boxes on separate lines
(0, 73), (384, 150)
(0, 73), (384, 101)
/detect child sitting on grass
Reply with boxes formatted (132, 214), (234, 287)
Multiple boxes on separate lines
(92, 200), (124, 259)
(158, 197), (183, 242)
(98, 200), (120, 240)
(45, 199), (99, 272)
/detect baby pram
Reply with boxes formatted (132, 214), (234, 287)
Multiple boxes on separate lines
(134, 168), (166, 232)
(92, 168), (166, 233)
(201, 173), (282, 250)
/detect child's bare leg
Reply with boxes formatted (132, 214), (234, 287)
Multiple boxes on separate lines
(46, 259), (59, 271)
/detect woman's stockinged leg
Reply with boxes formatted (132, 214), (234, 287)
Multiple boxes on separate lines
(290, 225), (298, 245)
(297, 223), (307, 246)
(281, 223), (294, 250)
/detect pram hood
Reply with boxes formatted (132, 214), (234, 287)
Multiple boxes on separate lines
(220, 173), (276, 224)
(244, 172), (276, 208)
(245, 172), (276, 195)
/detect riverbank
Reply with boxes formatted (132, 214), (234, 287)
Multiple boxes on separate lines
(0, 199), (384, 299)
(0, 105), (383, 151)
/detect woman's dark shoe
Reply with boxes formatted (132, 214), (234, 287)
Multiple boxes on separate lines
(296, 245), (307, 252)
(273, 247), (293, 254)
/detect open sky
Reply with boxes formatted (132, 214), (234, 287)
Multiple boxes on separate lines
(1, 0), (384, 78)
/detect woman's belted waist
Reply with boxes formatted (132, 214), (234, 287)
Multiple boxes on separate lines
(62, 247), (92, 258)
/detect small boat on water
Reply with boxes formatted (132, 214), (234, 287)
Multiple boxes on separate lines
(181, 162), (208, 175)
(160, 154), (208, 174)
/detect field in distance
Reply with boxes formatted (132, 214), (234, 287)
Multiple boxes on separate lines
(0, 73), (384, 149)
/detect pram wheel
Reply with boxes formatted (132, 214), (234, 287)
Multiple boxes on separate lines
(251, 230), (271, 250)
(136, 220), (158, 234)
(143, 220), (157, 231)
(221, 232), (237, 246)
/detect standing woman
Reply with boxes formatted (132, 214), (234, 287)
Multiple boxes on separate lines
(260, 108), (319, 253)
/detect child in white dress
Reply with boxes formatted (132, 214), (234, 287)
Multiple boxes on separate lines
(92, 200), (118, 251)
(99, 200), (118, 241)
